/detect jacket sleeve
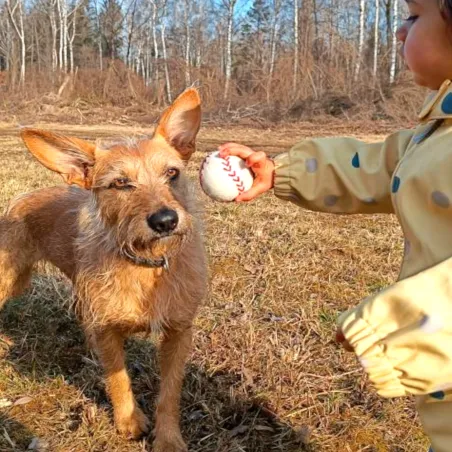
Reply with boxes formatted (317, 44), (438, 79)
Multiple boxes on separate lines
(337, 256), (452, 398)
(273, 130), (414, 214)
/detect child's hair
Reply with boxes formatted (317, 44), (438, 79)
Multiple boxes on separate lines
(440, 0), (452, 21)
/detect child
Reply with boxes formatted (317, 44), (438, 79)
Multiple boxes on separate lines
(219, 1), (452, 450)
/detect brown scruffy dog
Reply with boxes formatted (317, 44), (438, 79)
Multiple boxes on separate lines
(0, 88), (207, 451)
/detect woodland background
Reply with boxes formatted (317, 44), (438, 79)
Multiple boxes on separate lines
(0, 0), (423, 124)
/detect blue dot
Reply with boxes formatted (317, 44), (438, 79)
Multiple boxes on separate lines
(392, 176), (401, 193)
(430, 391), (445, 400)
(404, 239), (411, 255)
(352, 153), (360, 168)
(324, 195), (338, 207)
(432, 191), (450, 208)
(442, 93), (452, 114)
(306, 158), (318, 173)
(429, 447), (434, 452)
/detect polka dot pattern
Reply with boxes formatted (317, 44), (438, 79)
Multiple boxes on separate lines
(430, 391), (445, 400)
(442, 92), (452, 114)
(324, 195), (338, 207)
(392, 176), (401, 193)
(413, 132), (425, 145)
(432, 191), (450, 208)
(352, 153), (360, 168)
(419, 315), (444, 334)
(306, 158), (318, 173)
(404, 239), (411, 256)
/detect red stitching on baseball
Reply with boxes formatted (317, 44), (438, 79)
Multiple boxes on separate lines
(200, 152), (247, 196)
(220, 155), (246, 194)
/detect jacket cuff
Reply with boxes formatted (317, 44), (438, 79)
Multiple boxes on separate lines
(273, 152), (297, 202)
(340, 312), (408, 398)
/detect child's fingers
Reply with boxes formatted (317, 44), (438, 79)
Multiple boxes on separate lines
(219, 143), (255, 160)
(246, 151), (268, 168)
(235, 183), (268, 202)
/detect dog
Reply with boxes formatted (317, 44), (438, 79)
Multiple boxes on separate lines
(0, 88), (207, 451)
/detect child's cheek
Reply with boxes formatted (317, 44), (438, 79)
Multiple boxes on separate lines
(402, 35), (418, 72)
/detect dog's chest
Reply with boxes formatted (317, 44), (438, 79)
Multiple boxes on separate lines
(103, 266), (201, 333)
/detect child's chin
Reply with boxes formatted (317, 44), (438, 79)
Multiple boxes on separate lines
(412, 73), (439, 90)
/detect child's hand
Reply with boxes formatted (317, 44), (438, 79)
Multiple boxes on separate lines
(218, 143), (275, 202)
(335, 328), (354, 352)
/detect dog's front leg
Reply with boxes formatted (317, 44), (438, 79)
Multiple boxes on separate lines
(93, 328), (150, 439)
(153, 326), (192, 452)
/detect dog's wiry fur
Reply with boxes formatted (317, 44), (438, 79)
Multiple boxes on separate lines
(0, 89), (207, 451)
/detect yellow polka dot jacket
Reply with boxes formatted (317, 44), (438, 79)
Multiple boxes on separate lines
(273, 80), (452, 400)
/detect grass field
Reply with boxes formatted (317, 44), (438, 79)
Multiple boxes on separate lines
(0, 122), (428, 451)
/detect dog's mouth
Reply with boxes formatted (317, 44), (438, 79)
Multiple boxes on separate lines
(121, 246), (169, 269)
(120, 232), (186, 270)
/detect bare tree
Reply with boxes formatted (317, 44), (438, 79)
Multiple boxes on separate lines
(68, 2), (82, 74)
(6, 0), (26, 85)
(0, 8), (11, 71)
(268, 0), (282, 102)
(223, 0), (237, 100)
(194, 0), (205, 68)
(125, 0), (138, 68)
(47, 0), (58, 73)
(184, 0), (191, 87)
(57, 0), (69, 71)
(161, 23), (172, 103)
(93, 0), (103, 71)
(389, 0), (398, 84)
(0, 0), (415, 116)
(373, 0), (380, 83)
(354, 0), (365, 82)
(150, 0), (159, 86)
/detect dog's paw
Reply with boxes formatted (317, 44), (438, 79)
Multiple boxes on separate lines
(153, 431), (188, 452)
(115, 407), (150, 440)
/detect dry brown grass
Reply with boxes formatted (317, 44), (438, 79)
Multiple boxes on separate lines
(0, 123), (428, 451)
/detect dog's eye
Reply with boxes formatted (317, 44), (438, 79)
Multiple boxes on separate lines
(166, 168), (180, 181)
(109, 178), (132, 189)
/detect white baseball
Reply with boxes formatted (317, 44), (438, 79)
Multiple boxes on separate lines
(199, 150), (254, 202)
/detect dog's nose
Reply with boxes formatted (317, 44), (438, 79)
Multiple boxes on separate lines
(147, 208), (179, 233)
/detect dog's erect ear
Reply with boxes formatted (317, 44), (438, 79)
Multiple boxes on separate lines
(155, 88), (201, 160)
(21, 129), (97, 189)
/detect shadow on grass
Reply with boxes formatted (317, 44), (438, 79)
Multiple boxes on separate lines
(0, 274), (309, 452)
(0, 416), (36, 451)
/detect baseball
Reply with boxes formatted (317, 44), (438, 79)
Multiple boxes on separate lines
(199, 150), (254, 202)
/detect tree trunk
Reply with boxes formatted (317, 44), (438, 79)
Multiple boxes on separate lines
(373, 0), (380, 83)
(184, 0), (191, 87)
(125, 0), (137, 68)
(68, 3), (79, 74)
(268, 0), (281, 103)
(63, 0), (68, 72)
(6, 0), (26, 85)
(94, 0), (103, 71)
(161, 24), (172, 103)
(49, 0), (58, 73)
(151, 0), (159, 86)
(389, 0), (399, 84)
(224, 0), (236, 100)
(354, 0), (365, 82)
